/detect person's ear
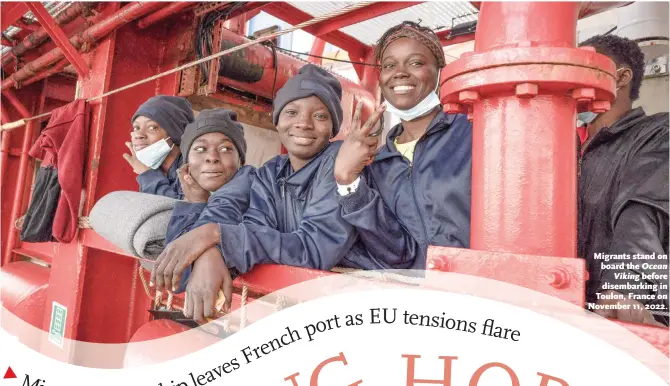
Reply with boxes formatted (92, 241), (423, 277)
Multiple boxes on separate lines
(616, 67), (633, 89)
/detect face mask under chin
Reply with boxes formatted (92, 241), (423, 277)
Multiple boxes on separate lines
(385, 77), (441, 122)
(135, 138), (173, 169)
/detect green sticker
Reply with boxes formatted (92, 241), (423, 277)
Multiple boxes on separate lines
(48, 302), (67, 348)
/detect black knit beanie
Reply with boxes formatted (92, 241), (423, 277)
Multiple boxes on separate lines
(272, 64), (343, 136)
(180, 109), (247, 165)
(131, 95), (195, 146)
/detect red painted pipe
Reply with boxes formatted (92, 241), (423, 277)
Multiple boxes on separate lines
(1, 3), (96, 68)
(20, 58), (70, 87)
(136, 2), (194, 29)
(215, 28), (372, 101)
(1, 2), (165, 90)
(0, 105), (10, 189)
(1, 90), (35, 267)
(471, 2), (582, 256)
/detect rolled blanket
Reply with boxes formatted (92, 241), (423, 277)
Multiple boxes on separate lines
(89, 191), (177, 260)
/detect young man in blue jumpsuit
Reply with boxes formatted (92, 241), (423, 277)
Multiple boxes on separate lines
(123, 95), (194, 198)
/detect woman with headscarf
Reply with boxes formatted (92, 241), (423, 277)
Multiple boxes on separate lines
(334, 21), (473, 269)
(124, 95), (195, 198)
(152, 64), (382, 322)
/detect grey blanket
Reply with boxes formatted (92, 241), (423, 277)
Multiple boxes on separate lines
(89, 191), (177, 261)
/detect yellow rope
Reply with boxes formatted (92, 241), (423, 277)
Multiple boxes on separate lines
(0, 1), (375, 131)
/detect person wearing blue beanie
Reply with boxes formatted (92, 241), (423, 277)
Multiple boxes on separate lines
(152, 65), (384, 323)
(123, 95), (195, 199)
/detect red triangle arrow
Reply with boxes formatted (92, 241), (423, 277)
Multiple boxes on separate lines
(3, 367), (17, 379)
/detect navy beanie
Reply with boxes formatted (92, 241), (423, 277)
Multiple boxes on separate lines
(180, 109), (247, 165)
(131, 95), (195, 146)
(272, 64), (343, 136)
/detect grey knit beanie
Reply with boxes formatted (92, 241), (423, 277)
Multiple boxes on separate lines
(131, 95), (194, 146)
(272, 64), (343, 136)
(180, 109), (247, 165)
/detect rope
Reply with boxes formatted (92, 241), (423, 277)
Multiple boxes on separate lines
(1, 1), (375, 131)
(330, 266), (423, 286)
(138, 266), (153, 300)
(78, 216), (92, 229)
(166, 292), (174, 310)
(272, 46), (379, 67)
(239, 285), (248, 330)
(275, 295), (287, 312)
(13, 215), (25, 230)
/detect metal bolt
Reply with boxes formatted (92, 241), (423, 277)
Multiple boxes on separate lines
(590, 100), (611, 114)
(515, 83), (538, 98)
(444, 102), (463, 114)
(571, 88), (596, 102)
(653, 64), (661, 73)
(549, 267), (571, 289)
(427, 257), (449, 271)
(459, 90), (480, 104)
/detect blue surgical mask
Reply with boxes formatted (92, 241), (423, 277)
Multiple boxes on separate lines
(385, 78), (442, 121)
(135, 138), (173, 169)
(577, 111), (599, 126)
(576, 71), (622, 126)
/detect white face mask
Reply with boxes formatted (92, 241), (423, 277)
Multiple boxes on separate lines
(135, 138), (173, 169)
(385, 77), (441, 122)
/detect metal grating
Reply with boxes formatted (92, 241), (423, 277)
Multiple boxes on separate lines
(288, 1), (479, 46)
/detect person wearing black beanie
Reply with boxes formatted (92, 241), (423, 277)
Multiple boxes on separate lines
(124, 95), (195, 199)
(152, 65), (382, 322)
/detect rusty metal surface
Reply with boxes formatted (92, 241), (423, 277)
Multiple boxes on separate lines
(25, 2), (90, 78)
(137, 2), (195, 29)
(2, 2), (164, 90)
(178, 66), (199, 97)
(1, 3), (95, 68)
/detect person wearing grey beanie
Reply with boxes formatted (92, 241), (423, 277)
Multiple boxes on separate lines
(177, 108), (248, 202)
(152, 65), (382, 322)
(124, 95), (195, 199)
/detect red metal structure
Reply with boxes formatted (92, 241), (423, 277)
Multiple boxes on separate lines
(0, 1), (666, 368)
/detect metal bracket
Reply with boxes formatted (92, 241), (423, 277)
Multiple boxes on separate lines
(178, 66), (200, 97)
(644, 55), (669, 78)
(200, 18), (225, 96)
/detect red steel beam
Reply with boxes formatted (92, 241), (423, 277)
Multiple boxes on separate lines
(137, 2), (194, 29)
(1, 3), (28, 32)
(309, 2), (421, 37)
(13, 18), (40, 32)
(25, 2), (90, 78)
(1, 37), (14, 47)
(2, 2), (95, 68)
(308, 38), (326, 65)
(2, 2), (165, 90)
(1, 89), (35, 267)
(263, 2), (369, 59)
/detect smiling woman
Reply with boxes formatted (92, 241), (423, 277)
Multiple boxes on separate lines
(124, 95), (195, 199)
(334, 21), (474, 271)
